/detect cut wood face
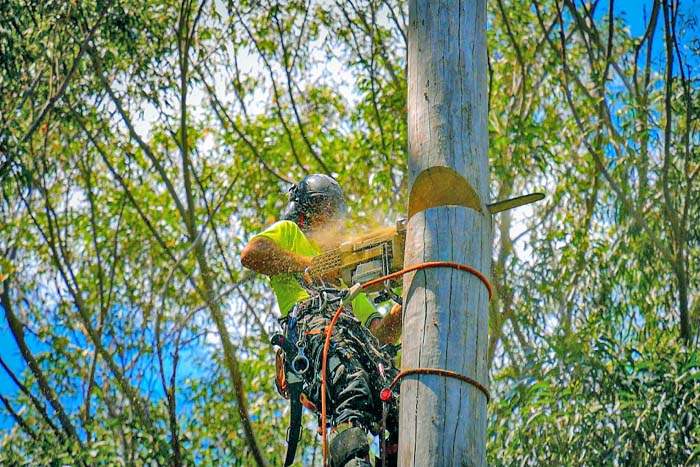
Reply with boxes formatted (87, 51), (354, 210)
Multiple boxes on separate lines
(408, 166), (483, 219)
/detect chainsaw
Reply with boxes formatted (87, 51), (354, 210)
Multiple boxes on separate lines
(308, 192), (544, 302)
(308, 219), (407, 301)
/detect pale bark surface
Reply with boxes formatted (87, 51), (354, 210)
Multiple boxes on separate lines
(400, 0), (490, 466)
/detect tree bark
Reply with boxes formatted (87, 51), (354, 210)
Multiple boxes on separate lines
(400, 1), (490, 466)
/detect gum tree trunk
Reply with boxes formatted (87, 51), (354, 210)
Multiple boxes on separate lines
(399, 1), (491, 466)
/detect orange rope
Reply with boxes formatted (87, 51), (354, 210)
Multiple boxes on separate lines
(360, 260), (493, 300)
(321, 303), (345, 467)
(318, 260), (492, 466)
(388, 367), (490, 402)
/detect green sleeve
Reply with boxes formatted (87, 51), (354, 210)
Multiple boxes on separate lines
(351, 293), (382, 327)
(250, 221), (319, 317)
(252, 221), (287, 250)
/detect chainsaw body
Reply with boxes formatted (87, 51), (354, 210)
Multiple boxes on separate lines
(310, 219), (406, 293)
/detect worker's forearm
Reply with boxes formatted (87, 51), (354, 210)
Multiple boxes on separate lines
(241, 237), (312, 276)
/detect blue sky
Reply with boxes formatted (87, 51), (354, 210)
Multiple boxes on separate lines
(0, 327), (22, 399)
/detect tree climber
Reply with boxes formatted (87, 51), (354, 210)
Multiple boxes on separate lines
(241, 174), (402, 467)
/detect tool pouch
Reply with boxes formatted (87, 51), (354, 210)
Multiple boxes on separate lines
(275, 347), (288, 399)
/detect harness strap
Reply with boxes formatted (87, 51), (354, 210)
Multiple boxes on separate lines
(274, 315), (306, 466)
(284, 381), (304, 467)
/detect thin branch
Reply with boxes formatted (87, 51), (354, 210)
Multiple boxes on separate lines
(0, 1), (112, 178)
(156, 171), (239, 311)
(197, 63), (293, 183)
(90, 49), (188, 222)
(231, 3), (308, 175)
(537, 0), (674, 266)
(186, 0), (208, 55)
(496, 0), (527, 103)
(178, 0), (197, 238)
(230, 42), (252, 123)
(382, 0), (407, 48)
(336, 1), (392, 163)
(79, 149), (107, 321)
(0, 392), (39, 441)
(670, 0), (693, 243)
(564, 0), (635, 94)
(289, 0), (311, 74)
(347, 0), (401, 89)
(19, 161), (156, 431)
(662, 0), (691, 342)
(271, 5), (332, 174)
(0, 355), (62, 438)
(102, 195), (126, 326)
(632, 0), (661, 211)
(661, 2), (680, 250)
(81, 346), (99, 444)
(69, 105), (216, 314)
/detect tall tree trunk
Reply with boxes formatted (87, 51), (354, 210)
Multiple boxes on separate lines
(400, 1), (491, 465)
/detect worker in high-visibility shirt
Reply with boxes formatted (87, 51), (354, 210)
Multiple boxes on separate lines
(242, 174), (401, 467)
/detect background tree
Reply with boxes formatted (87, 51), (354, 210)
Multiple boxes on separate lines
(1, 0), (698, 466)
(486, 0), (700, 464)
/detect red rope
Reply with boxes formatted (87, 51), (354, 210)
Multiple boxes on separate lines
(319, 260), (492, 466)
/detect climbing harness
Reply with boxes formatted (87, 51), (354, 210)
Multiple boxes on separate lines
(271, 314), (306, 467)
(272, 260), (492, 467)
(320, 261), (492, 467)
(272, 286), (399, 467)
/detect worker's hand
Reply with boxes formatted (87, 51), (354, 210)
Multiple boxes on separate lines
(369, 303), (402, 345)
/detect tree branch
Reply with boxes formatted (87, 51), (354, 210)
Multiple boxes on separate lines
(0, 1), (112, 179)
(271, 6), (332, 174)
(537, 0), (674, 266)
(197, 63), (294, 183)
(1, 278), (86, 459)
(90, 49), (188, 222)
(231, 3), (309, 175)
(0, 392), (38, 441)
(0, 355), (62, 439)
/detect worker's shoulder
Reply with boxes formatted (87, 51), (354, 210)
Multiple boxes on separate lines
(255, 219), (299, 237)
(252, 220), (305, 247)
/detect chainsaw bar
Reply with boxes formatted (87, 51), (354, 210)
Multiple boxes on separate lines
(486, 192), (544, 214)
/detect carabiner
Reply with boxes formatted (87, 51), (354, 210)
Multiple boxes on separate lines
(292, 354), (310, 375)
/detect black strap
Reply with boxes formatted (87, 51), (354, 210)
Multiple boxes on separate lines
(273, 318), (305, 467)
(284, 380), (304, 466)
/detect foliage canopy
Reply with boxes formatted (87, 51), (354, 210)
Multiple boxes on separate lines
(1, 0), (698, 465)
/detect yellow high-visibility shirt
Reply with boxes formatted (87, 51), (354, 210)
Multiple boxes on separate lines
(252, 220), (381, 326)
